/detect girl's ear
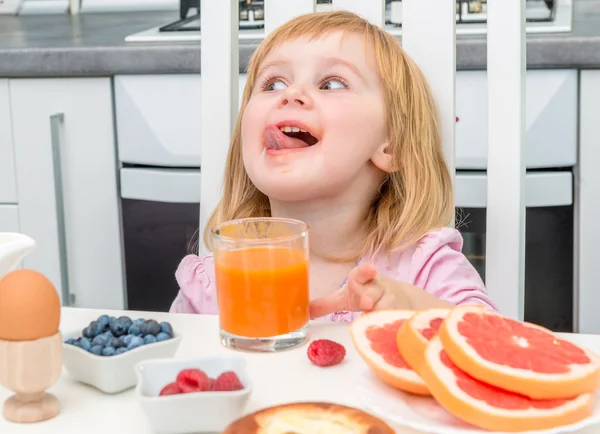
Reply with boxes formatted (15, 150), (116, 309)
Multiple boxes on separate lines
(371, 141), (394, 173)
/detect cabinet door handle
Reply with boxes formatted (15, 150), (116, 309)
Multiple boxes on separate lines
(50, 113), (76, 307)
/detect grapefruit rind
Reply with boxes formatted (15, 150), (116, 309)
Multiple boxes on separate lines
(397, 308), (450, 373)
(350, 310), (430, 396)
(439, 305), (600, 400)
(420, 336), (595, 432)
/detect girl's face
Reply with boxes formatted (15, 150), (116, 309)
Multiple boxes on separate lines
(241, 31), (390, 203)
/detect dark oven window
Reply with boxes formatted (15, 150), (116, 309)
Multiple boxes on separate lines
(457, 206), (574, 332)
(122, 199), (200, 312)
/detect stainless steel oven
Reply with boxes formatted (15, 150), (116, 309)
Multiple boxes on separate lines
(455, 171), (574, 332)
(117, 169), (575, 334)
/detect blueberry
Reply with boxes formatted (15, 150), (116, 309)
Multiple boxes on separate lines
(145, 320), (161, 336)
(97, 314), (111, 331)
(123, 335), (134, 347)
(78, 337), (92, 351)
(110, 337), (122, 348)
(134, 318), (145, 327)
(102, 347), (116, 356)
(118, 316), (133, 330)
(127, 336), (144, 350)
(82, 326), (93, 338)
(109, 319), (127, 337)
(92, 334), (109, 347)
(128, 324), (141, 336)
(139, 322), (149, 336)
(65, 338), (76, 345)
(144, 335), (157, 345)
(156, 332), (171, 342)
(89, 345), (103, 356)
(114, 347), (128, 355)
(159, 322), (173, 337)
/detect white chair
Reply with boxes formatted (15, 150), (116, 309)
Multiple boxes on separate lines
(199, 0), (526, 320)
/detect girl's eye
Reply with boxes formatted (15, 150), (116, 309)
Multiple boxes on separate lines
(321, 78), (347, 90)
(263, 79), (287, 91)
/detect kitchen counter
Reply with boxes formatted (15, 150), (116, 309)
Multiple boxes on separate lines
(0, 0), (599, 77)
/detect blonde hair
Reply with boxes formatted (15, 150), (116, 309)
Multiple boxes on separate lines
(202, 10), (454, 260)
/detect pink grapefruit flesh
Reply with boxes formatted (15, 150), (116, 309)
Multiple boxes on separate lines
(420, 336), (595, 432)
(397, 308), (451, 373)
(350, 310), (430, 395)
(439, 305), (600, 399)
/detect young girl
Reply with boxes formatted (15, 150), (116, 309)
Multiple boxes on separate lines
(170, 10), (496, 321)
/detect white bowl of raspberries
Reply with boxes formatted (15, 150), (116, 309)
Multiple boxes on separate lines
(62, 314), (181, 394)
(134, 355), (251, 434)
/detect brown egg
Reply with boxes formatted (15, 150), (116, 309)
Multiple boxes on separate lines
(0, 269), (61, 341)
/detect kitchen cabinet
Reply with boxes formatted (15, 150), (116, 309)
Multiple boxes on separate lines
(0, 205), (19, 233)
(9, 78), (125, 309)
(0, 79), (18, 204)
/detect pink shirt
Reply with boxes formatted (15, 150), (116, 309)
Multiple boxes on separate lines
(169, 227), (497, 321)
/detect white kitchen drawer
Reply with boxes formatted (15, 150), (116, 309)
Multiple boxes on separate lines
(120, 167), (201, 203)
(114, 74), (245, 167)
(115, 70), (577, 170)
(455, 171), (572, 208)
(0, 80), (18, 204)
(456, 69), (577, 169)
(0, 205), (19, 233)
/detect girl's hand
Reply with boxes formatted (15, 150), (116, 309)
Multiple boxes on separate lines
(309, 263), (453, 319)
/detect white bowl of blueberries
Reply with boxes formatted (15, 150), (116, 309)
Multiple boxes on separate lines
(62, 314), (181, 394)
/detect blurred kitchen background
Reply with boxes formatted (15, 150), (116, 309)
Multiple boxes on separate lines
(1, 0), (600, 335)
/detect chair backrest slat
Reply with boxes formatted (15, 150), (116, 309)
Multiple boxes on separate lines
(485, 0), (526, 320)
(264, 0), (316, 35)
(402, 0), (457, 191)
(199, 0), (239, 248)
(331, 0), (385, 28)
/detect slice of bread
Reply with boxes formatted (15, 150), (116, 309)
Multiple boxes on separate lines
(222, 401), (395, 434)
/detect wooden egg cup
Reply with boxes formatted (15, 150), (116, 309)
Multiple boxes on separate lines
(0, 332), (62, 423)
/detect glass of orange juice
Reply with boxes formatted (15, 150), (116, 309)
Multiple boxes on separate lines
(212, 217), (310, 352)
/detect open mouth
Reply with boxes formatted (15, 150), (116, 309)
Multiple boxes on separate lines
(265, 123), (321, 151)
(279, 126), (319, 147)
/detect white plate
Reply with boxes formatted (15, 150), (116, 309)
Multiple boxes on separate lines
(358, 369), (600, 434)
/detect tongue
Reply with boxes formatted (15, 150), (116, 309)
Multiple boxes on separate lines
(264, 125), (309, 150)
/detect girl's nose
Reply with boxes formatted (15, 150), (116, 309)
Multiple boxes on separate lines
(279, 86), (313, 109)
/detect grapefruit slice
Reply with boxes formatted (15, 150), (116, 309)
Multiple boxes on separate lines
(350, 310), (430, 395)
(420, 336), (595, 432)
(397, 308), (450, 372)
(439, 305), (600, 400)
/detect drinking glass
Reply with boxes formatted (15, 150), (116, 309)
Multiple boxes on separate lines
(212, 217), (310, 352)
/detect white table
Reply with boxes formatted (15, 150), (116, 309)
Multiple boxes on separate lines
(2, 307), (600, 434)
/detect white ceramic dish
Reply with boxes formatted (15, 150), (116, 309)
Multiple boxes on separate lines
(134, 355), (252, 434)
(61, 329), (181, 394)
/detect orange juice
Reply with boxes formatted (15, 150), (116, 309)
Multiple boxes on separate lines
(214, 246), (309, 338)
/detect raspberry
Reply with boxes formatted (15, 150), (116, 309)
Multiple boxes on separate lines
(307, 339), (346, 367)
(213, 371), (244, 391)
(159, 381), (181, 396)
(176, 368), (211, 393)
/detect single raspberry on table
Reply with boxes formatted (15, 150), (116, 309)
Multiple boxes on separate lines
(176, 368), (211, 393)
(214, 371), (244, 391)
(159, 381), (181, 396)
(307, 339), (346, 367)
